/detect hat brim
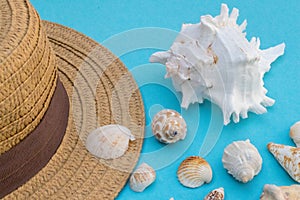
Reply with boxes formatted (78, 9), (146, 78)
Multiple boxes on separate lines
(4, 21), (145, 199)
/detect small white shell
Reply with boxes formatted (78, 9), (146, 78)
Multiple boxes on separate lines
(290, 121), (300, 147)
(151, 109), (187, 144)
(222, 139), (262, 183)
(260, 184), (300, 200)
(129, 163), (156, 192)
(85, 124), (135, 159)
(177, 156), (213, 188)
(268, 143), (300, 183)
(204, 187), (225, 200)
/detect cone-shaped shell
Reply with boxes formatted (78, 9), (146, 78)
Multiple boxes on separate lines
(177, 156), (213, 188)
(222, 139), (262, 183)
(267, 143), (300, 183)
(260, 184), (300, 200)
(151, 109), (187, 144)
(204, 187), (225, 200)
(85, 124), (135, 159)
(290, 121), (300, 147)
(129, 163), (156, 192)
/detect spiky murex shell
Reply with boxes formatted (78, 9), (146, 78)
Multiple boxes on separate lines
(150, 4), (285, 125)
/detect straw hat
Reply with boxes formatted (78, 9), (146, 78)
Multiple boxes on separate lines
(0, 0), (144, 199)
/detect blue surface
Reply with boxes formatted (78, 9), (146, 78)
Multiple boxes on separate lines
(31, 0), (300, 199)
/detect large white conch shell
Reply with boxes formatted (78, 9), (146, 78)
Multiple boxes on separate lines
(260, 184), (300, 200)
(268, 143), (300, 183)
(150, 4), (285, 125)
(85, 124), (135, 159)
(222, 139), (262, 183)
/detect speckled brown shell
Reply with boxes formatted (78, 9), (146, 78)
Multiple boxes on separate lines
(204, 187), (225, 200)
(268, 143), (300, 183)
(151, 109), (187, 144)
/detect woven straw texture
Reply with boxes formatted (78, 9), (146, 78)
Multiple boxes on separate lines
(0, 0), (57, 154)
(2, 0), (145, 199)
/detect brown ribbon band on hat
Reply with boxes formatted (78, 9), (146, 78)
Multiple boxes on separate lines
(0, 78), (69, 198)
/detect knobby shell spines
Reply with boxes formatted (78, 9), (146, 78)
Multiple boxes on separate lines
(260, 184), (300, 200)
(150, 4), (285, 125)
(222, 139), (262, 183)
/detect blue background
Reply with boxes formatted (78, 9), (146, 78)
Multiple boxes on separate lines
(31, 0), (300, 199)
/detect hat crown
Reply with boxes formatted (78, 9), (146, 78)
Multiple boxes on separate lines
(0, 0), (57, 154)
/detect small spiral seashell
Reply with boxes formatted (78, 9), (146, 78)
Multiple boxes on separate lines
(151, 109), (187, 144)
(204, 187), (225, 200)
(129, 163), (156, 192)
(222, 139), (262, 183)
(177, 156), (213, 188)
(290, 121), (300, 147)
(85, 124), (135, 160)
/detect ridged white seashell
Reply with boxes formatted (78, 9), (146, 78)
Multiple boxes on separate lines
(129, 163), (156, 192)
(177, 156), (213, 188)
(267, 143), (300, 183)
(204, 187), (225, 200)
(85, 124), (135, 159)
(151, 109), (187, 144)
(260, 184), (300, 200)
(222, 139), (262, 183)
(290, 121), (300, 147)
(150, 4), (285, 125)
